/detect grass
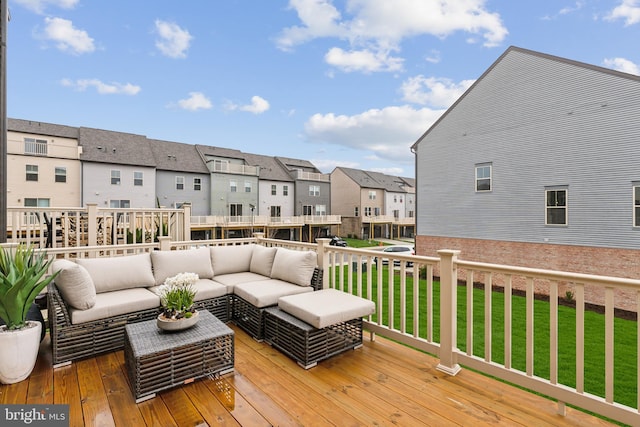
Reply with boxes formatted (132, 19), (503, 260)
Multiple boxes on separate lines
(330, 264), (638, 409)
(342, 238), (388, 248)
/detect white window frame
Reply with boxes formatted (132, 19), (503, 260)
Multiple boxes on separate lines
(475, 163), (492, 192)
(24, 198), (50, 207)
(245, 182), (252, 193)
(111, 170), (121, 185)
(133, 171), (143, 186)
(230, 180), (237, 192)
(26, 164), (38, 182)
(109, 199), (130, 208)
(193, 177), (202, 191)
(176, 176), (185, 190)
(271, 184), (277, 196)
(309, 185), (320, 197)
(55, 167), (67, 183)
(24, 138), (47, 156)
(545, 188), (568, 226)
(368, 191), (376, 200)
(633, 185), (640, 227)
(283, 185), (289, 196)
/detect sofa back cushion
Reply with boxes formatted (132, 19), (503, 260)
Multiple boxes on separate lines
(270, 248), (317, 287)
(150, 247), (213, 285)
(211, 244), (254, 275)
(249, 245), (278, 277)
(52, 259), (97, 310)
(76, 253), (155, 293)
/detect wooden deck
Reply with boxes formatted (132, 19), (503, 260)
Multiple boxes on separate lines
(1, 325), (616, 427)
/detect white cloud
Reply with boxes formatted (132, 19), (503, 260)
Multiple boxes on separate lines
(606, 0), (640, 25)
(61, 78), (141, 95)
(226, 96), (271, 114)
(324, 47), (403, 73)
(277, 0), (508, 73)
(42, 17), (95, 55)
(155, 20), (193, 59)
(603, 57), (640, 75)
(175, 92), (212, 111)
(304, 105), (444, 163)
(400, 76), (475, 108)
(14, 0), (78, 14)
(310, 158), (360, 172)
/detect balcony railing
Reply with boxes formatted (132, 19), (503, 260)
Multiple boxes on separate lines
(293, 170), (330, 182)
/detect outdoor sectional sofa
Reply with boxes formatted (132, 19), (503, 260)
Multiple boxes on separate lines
(47, 244), (322, 366)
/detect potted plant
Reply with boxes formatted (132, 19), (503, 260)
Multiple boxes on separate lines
(156, 272), (198, 331)
(0, 244), (58, 384)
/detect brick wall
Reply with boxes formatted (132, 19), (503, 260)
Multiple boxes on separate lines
(416, 235), (640, 312)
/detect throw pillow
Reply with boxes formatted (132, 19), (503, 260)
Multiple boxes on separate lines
(249, 245), (278, 277)
(270, 248), (317, 286)
(51, 259), (97, 310)
(150, 247), (214, 285)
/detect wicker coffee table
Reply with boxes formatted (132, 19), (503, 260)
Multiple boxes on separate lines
(124, 310), (234, 402)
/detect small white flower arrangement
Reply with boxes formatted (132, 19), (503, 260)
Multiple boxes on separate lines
(158, 272), (198, 320)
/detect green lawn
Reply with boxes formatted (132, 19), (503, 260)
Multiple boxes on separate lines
(331, 265), (638, 409)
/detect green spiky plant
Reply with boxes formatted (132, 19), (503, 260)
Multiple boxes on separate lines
(0, 245), (58, 330)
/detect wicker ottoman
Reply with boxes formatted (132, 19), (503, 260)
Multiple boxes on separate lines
(263, 289), (375, 369)
(124, 310), (234, 402)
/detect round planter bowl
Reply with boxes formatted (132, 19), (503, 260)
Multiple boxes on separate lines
(0, 321), (42, 384)
(157, 310), (199, 332)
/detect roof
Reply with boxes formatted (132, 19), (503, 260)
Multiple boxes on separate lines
(275, 156), (321, 173)
(334, 167), (412, 192)
(411, 46), (640, 150)
(79, 127), (156, 167)
(149, 139), (209, 174)
(8, 118), (79, 139)
(195, 144), (246, 160)
(243, 152), (293, 182)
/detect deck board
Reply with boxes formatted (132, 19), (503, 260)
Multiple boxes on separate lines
(0, 326), (617, 426)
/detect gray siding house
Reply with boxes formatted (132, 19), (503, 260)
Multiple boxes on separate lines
(79, 127), (156, 208)
(412, 46), (640, 278)
(149, 139), (210, 216)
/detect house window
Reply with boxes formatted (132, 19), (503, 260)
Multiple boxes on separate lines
(26, 165), (38, 181)
(55, 167), (66, 183)
(302, 205), (312, 216)
(229, 203), (242, 217)
(230, 180), (237, 192)
(633, 185), (640, 227)
(369, 191), (376, 200)
(271, 184), (277, 196)
(309, 185), (320, 196)
(271, 206), (281, 217)
(546, 188), (567, 225)
(364, 207), (372, 216)
(175, 176), (184, 190)
(111, 170), (121, 185)
(193, 178), (201, 191)
(109, 200), (130, 208)
(283, 185), (289, 196)
(374, 207), (381, 216)
(24, 138), (47, 156)
(393, 209), (400, 219)
(245, 182), (252, 193)
(24, 198), (49, 207)
(134, 171), (143, 186)
(211, 159), (229, 171)
(315, 205), (326, 216)
(354, 207), (359, 217)
(476, 164), (492, 192)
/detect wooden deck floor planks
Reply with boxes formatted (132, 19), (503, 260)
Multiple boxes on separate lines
(0, 324), (618, 427)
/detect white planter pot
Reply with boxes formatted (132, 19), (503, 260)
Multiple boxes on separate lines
(0, 321), (42, 384)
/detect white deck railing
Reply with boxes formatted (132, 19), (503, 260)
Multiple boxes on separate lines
(2, 236), (636, 425)
(316, 240), (640, 426)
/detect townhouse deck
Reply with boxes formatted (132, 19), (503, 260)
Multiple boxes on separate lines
(1, 326), (613, 427)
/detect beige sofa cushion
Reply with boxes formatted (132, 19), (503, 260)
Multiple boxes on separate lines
(69, 288), (160, 324)
(213, 272), (270, 293)
(278, 289), (375, 329)
(76, 253), (155, 293)
(211, 244), (254, 275)
(234, 279), (313, 308)
(51, 259), (96, 310)
(249, 245), (278, 277)
(150, 247), (214, 285)
(270, 248), (317, 286)
(148, 278), (227, 301)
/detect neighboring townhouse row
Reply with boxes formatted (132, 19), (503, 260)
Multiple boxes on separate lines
(331, 167), (415, 239)
(7, 118), (415, 240)
(412, 46), (640, 281)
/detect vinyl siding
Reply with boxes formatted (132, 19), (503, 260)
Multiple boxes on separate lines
(415, 48), (640, 249)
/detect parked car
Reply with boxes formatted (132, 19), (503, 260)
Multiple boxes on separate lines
(329, 236), (348, 247)
(374, 246), (415, 267)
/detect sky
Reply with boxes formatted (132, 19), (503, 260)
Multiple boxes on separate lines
(5, 1), (640, 178)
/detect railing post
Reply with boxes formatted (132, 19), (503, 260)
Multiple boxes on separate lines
(158, 236), (171, 251)
(182, 203), (192, 241)
(437, 249), (462, 376)
(253, 232), (265, 245)
(316, 238), (330, 289)
(87, 203), (98, 247)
